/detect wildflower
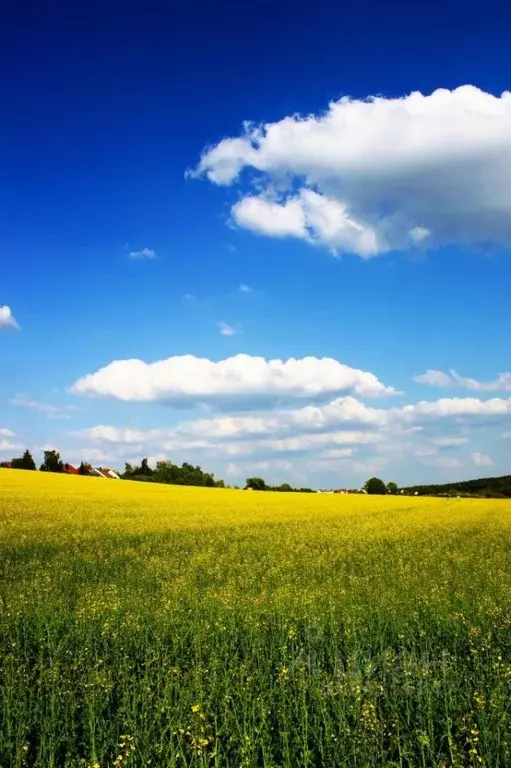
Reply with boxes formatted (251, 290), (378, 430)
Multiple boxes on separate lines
(191, 703), (201, 713)
(474, 691), (486, 709)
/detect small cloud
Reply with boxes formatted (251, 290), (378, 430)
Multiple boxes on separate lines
(409, 226), (431, 244)
(0, 428), (15, 438)
(218, 322), (238, 336)
(227, 244), (237, 253)
(0, 306), (19, 330)
(183, 293), (197, 301)
(471, 452), (493, 467)
(414, 370), (452, 387)
(239, 283), (251, 293)
(128, 247), (156, 260)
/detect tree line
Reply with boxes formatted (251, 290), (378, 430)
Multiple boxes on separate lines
(122, 458), (225, 487)
(244, 477), (315, 493)
(402, 475), (511, 498)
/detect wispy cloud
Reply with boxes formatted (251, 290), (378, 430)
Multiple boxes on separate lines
(433, 457), (462, 469)
(128, 247), (156, 260)
(414, 368), (511, 392)
(432, 436), (468, 447)
(10, 395), (78, 419)
(239, 284), (251, 293)
(218, 322), (238, 337)
(0, 306), (19, 330)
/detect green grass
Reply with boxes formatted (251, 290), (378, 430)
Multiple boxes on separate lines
(0, 470), (510, 767)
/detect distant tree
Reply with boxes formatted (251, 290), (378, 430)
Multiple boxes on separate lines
(154, 460), (176, 484)
(245, 477), (267, 491)
(139, 458), (153, 477)
(215, 479), (225, 488)
(386, 481), (399, 495)
(11, 450), (36, 471)
(364, 477), (387, 495)
(78, 462), (91, 476)
(123, 462), (135, 478)
(40, 449), (63, 473)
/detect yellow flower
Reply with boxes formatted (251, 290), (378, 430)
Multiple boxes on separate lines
(192, 703), (201, 713)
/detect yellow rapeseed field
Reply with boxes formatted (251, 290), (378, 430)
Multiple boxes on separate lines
(1, 469), (510, 767)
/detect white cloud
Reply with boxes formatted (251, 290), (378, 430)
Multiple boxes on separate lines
(0, 430), (22, 454)
(194, 85), (511, 256)
(128, 247), (156, 259)
(10, 395), (78, 419)
(233, 190), (383, 256)
(70, 353), (396, 406)
(397, 396), (511, 422)
(471, 452), (493, 467)
(239, 283), (251, 292)
(0, 306), (19, 330)
(218, 322), (238, 336)
(0, 440), (23, 453)
(232, 195), (307, 238)
(75, 423), (374, 466)
(414, 369), (511, 391)
(414, 370), (453, 387)
(73, 391), (511, 476)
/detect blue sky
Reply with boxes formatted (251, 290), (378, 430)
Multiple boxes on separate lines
(1, 0), (510, 487)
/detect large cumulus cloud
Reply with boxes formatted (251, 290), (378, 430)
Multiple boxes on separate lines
(193, 85), (511, 256)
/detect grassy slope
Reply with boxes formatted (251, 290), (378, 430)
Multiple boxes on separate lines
(1, 470), (510, 767)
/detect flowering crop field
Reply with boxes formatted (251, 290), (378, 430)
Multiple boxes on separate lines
(1, 470), (510, 767)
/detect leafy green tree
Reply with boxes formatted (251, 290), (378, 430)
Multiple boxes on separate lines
(40, 449), (63, 473)
(139, 458), (153, 477)
(130, 457), (224, 488)
(386, 481), (399, 495)
(245, 477), (267, 491)
(11, 450), (36, 470)
(78, 462), (91, 476)
(364, 477), (387, 495)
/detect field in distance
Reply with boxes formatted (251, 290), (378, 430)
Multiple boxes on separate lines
(1, 469), (510, 767)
